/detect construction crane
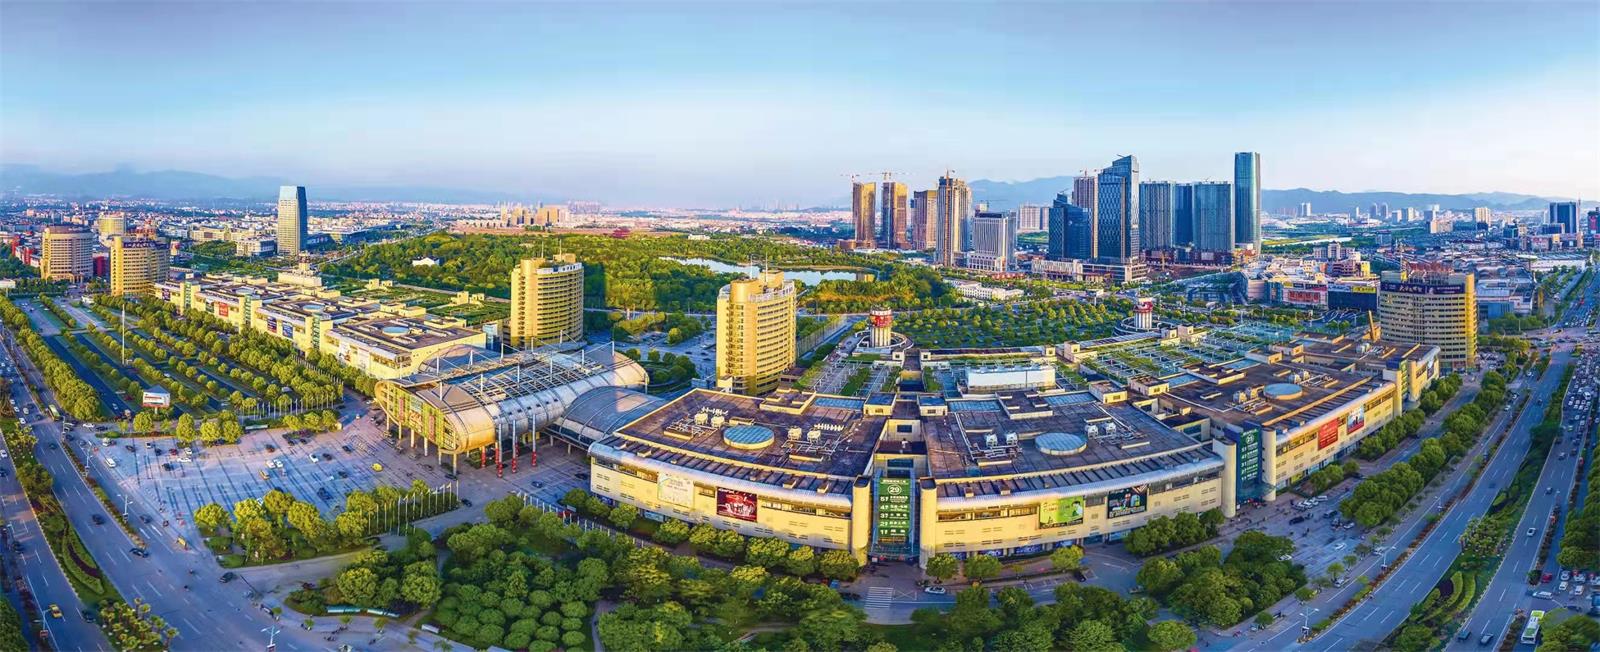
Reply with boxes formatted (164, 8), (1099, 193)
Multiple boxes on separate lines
(876, 171), (901, 182)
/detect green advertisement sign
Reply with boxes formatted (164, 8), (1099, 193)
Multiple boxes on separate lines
(876, 475), (912, 544)
(1039, 496), (1086, 528)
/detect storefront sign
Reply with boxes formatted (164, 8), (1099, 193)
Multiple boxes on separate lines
(876, 475), (912, 544)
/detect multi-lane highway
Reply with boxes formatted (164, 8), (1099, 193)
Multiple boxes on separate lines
(0, 382), (109, 650)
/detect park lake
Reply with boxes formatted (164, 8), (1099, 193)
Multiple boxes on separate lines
(668, 257), (877, 285)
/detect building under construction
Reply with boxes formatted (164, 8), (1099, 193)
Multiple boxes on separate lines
(373, 344), (648, 472)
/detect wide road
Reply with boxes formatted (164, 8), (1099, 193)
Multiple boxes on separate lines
(0, 326), (330, 651)
(1449, 339), (1597, 648)
(0, 373), (110, 650)
(1222, 344), (1566, 651)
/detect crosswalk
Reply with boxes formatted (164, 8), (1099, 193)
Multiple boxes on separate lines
(863, 586), (896, 609)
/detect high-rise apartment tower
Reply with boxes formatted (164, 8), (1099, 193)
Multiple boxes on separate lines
(508, 254), (585, 347)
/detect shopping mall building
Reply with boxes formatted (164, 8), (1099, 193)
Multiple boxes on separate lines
(579, 328), (1440, 564)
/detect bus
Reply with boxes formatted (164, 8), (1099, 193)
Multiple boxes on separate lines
(1521, 609), (1545, 645)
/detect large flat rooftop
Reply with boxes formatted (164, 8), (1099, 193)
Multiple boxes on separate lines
(1159, 357), (1381, 431)
(924, 390), (1216, 497)
(606, 388), (884, 482)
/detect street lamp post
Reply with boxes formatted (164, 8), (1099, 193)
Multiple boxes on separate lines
(1302, 607), (1320, 632)
(261, 625), (279, 651)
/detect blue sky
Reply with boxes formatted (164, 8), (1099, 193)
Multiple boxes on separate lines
(2, 2), (1596, 207)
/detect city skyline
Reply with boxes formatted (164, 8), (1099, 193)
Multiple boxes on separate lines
(1, 2), (1596, 207)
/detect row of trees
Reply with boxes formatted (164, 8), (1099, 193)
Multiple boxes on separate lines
(1122, 509), (1226, 556)
(1135, 531), (1306, 628)
(1556, 425), (1600, 570)
(1340, 369), (1510, 528)
(0, 295), (104, 420)
(895, 296), (1134, 349)
(195, 481), (453, 564)
(129, 409), (256, 444)
(560, 489), (864, 581)
(905, 581), (1197, 652)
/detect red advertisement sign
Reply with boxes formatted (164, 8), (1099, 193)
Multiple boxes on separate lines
(1317, 420), (1340, 450)
(716, 488), (758, 522)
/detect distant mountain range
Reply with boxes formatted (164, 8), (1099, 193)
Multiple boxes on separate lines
(0, 164), (537, 205)
(967, 176), (1578, 213)
(0, 164), (1582, 213)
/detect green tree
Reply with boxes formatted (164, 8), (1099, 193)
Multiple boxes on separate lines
(818, 549), (860, 581)
(194, 503), (228, 535)
(1147, 620), (1197, 652)
(1050, 545), (1084, 572)
(925, 553), (959, 582)
(784, 545), (817, 577)
(174, 413), (197, 443)
(653, 519), (690, 546)
(608, 503), (638, 530)
(745, 537), (791, 569)
(336, 567), (380, 607)
(1068, 619), (1119, 652)
(963, 555), (1002, 583)
(401, 571), (442, 609)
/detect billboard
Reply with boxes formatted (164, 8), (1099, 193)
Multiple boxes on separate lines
(1106, 485), (1149, 519)
(657, 473), (695, 508)
(1317, 420), (1340, 450)
(1345, 406), (1366, 435)
(716, 488), (758, 522)
(876, 474), (912, 544)
(1039, 496), (1086, 528)
(141, 390), (171, 408)
(1381, 281), (1465, 295)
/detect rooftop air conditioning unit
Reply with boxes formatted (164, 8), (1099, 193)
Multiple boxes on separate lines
(787, 427), (802, 441)
(710, 414), (726, 428)
(1104, 422), (1117, 436)
(694, 411), (709, 425)
(984, 434), (999, 448)
(807, 428), (821, 442)
(1004, 433), (1018, 446)
(1086, 424), (1100, 438)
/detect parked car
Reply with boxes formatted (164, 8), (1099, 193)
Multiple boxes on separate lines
(1562, 571), (1572, 582)
(924, 586), (947, 595)
(1456, 628), (1471, 641)
(219, 572), (237, 584)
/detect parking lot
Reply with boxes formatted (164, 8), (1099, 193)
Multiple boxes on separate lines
(79, 406), (597, 539)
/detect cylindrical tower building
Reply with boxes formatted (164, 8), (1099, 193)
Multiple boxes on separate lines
(869, 308), (894, 348)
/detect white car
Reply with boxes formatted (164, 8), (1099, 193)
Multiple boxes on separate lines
(1332, 543), (1346, 551)
(1559, 581), (1569, 592)
(105, 458), (117, 468)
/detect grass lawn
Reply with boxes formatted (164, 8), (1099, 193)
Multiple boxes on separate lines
(866, 623), (953, 651)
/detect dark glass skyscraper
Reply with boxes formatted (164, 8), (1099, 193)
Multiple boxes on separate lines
(1095, 155), (1139, 262)
(1194, 181), (1235, 252)
(1549, 201), (1580, 233)
(1047, 192), (1094, 261)
(1173, 183), (1196, 247)
(1138, 181), (1174, 250)
(1233, 152), (1260, 248)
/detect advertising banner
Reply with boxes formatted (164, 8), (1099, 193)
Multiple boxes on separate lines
(657, 473), (695, 508)
(1318, 419), (1340, 450)
(876, 475), (912, 543)
(1381, 281), (1464, 295)
(1345, 406), (1366, 435)
(1039, 496), (1086, 528)
(716, 488), (758, 522)
(1106, 485), (1149, 519)
(141, 390), (170, 408)
(1236, 428), (1262, 501)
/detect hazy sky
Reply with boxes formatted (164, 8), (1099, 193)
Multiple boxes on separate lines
(2, 2), (1597, 207)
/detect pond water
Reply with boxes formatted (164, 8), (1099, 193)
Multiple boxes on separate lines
(668, 258), (874, 285)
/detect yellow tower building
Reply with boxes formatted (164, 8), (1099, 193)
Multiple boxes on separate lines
(109, 235), (171, 296)
(1377, 267), (1477, 369)
(39, 225), (95, 281)
(715, 270), (797, 395)
(508, 254), (585, 347)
